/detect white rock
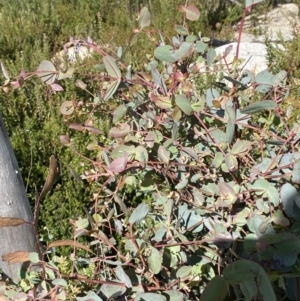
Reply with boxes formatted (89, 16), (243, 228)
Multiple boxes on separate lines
(234, 3), (300, 43)
(53, 45), (93, 64)
(214, 42), (284, 76)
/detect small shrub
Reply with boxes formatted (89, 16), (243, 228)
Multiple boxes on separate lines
(1, 1), (300, 300)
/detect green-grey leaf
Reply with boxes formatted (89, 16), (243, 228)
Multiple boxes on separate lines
(255, 69), (275, 86)
(103, 55), (121, 78)
(266, 185), (280, 207)
(292, 160), (300, 184)
(243, 234), (257, 252)
(240, 278), (258, 300)
(225, 153), (238, 172)
(175, 94), (193, 115)
(117, 46), (123, 59)
(218, 181), (237, 205)
(139, 7), (151, 29)
(206, 88), (220, 107)
(252, 179), (269, 191)
(176, 266), (192, 279)
(129, 203), (149, 224)
(256, 84), (272, 93)
(174, 42), (193, 61)
(240, 100), (277, 114)
(174, 25), (188, 35)
(222, 260), (256, 280)
(162, 290), (184, 301)
(192, 187), (204, 205)
(100, 283), (126, 299)
(154, 45), (176, 63)
(207, 48), (216, 67)
(52, 278), (68, 287)
(175, 178), (188, 190)
(201, 276), (228, 301)
(163, 199), (174, 218)
(113, 104), (127, 124)
(148, 247), (162, 274)
(103, 80), (121, 101)
(196, 41), (207, 53)
(275, 70), (287, 84)
(37, 60), (57, 85)
(135, 293), (166, 301)
(135, 145), (148, 162)
(185, 35), (197, 43)
(29, 252), (40, 264)
(272, 210), (290, 227)
(212, 152), (224, 168)
(158, 145), (170, 164)
(231, 140), (251, 155)
(76, 291), (103, 301)
(115, 265), (132, 288)
(111, 145), (136, 159)
(226, 104), (235, 144)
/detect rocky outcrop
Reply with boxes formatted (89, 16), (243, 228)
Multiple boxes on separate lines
(233, 3), (300, 42)
(214, 42), (270, 75)
(212, 3), (297, 77)
(52, 45), (94, 70)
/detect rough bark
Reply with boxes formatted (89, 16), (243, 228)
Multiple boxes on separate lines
(0, 114), (38, 282)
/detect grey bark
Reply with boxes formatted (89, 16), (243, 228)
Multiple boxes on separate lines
(0, 114), (38, 282)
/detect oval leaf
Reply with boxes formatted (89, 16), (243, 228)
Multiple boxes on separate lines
(109, 123), (130, 138)
(113, 104), (127, 124)
(176, 266), (192, 279)
(175, 94), (193, 115)
(60, 100), (74, 115)
(135, 293), (166, 301)
(217, 181), (237, 205)
(225, 153), (238, 172)
(0, 217), (26, 228)
(109, 152), (128, 173)
(163, 290), (184, 301)
(185, 5), (200, 21)
(201, 276), (228, 301)
(129, 203), (149, 224)
(223, 260), (276, 301)
(100, 283), (126, 299)
(148, 246), (162, 274)
(29, 252), (40, 264)
(139, 7), (151, 28)
(52, 278), (68, 287)
(60, 135), (70, 146)
(153, 95), (173, 109)
(174, 24), (188, 36)
(154, 45), (176, 63)
(158, 145), (170, 164)
(37, 60), (56, 85)
(115, 266), (132, 288)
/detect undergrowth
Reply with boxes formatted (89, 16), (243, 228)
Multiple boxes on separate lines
(1, 0), (300, 301)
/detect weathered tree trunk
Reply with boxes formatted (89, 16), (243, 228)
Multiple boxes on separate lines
(0, 114), (38, 282)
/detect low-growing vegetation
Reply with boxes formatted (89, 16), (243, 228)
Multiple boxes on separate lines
(1, 0), (300, 300)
